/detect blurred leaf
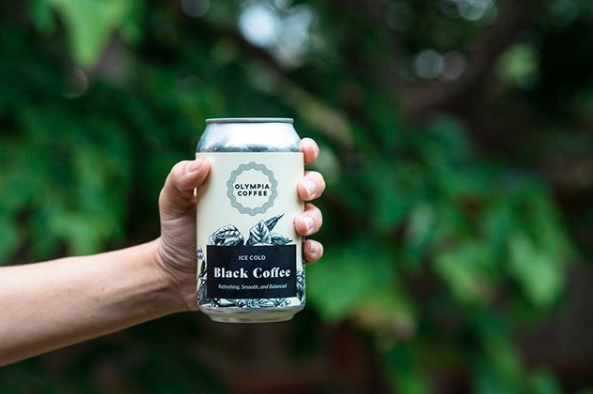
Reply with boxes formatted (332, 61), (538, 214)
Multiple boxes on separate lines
(351, 286), (415, 335)
(0, 213), (19, 265)
(403, 202), (436, 266)
(497, 44), (540, 89)
(473, 314), (524, 394)
(483, 201), (513, 257)
(422, 115), (473, 165)
(508, 232), (564, 308)
(28, 0), (55, 33)
(366, 161), (415, 234)
(48, 0), (138, 67)
(307, 241), (394, 321)
(435, 242), (495, 304)
(530, 370), (563, 394)
(51, 212), (120, 255)
(383, 345), (429, 394)
(475, 368), (521, 394)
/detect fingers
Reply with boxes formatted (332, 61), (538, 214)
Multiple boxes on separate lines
(304, 239), (324, 263)
(299, 139), (324, 263)
(300, 138), (319, 166)
(298, 171), (326, 201)
(295, 203), (322, 236)
(297, 203), (324, 263)
(159, 158), (211, 217)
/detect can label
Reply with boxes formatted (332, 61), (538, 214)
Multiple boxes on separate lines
(196, 152), (304, 307)
(206, 245), (296, 299)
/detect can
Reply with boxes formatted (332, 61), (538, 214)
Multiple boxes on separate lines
(195, 118), (305, 323)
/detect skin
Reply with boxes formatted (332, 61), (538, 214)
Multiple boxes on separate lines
(0, 138), (325, 367)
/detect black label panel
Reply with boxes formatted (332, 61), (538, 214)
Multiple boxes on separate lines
(207, 245), (296, 299)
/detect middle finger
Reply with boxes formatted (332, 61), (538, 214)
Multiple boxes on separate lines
(295, 203), (323, 236)
(297, 171), (326, 201)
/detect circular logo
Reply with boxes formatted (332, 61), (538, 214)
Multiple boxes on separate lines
(227, 162), (277, 216)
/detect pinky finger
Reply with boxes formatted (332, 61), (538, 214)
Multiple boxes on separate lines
(304, 239), (324, 264)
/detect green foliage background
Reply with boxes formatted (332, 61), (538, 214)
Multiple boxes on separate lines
(1, 0), (593, 393)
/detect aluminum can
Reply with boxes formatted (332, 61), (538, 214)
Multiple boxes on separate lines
(196, 118), (305, 323)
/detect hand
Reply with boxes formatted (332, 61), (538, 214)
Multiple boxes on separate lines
(155, 138), (326, 311)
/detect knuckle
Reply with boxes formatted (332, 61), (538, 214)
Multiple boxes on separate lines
(171, 161), (189, 178)
(312, 172), (326, 189)
(305, 240), (323, 262)
(300, 138), (319, 163)
(158, 188), (170, 211)
(317, 244), (324, 259)
(168, 161), (191, 192)
(305, 171), (325, 193)
(303, 205), (323, 230)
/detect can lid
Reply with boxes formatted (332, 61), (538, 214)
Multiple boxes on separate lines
(206, 117), (293, 124)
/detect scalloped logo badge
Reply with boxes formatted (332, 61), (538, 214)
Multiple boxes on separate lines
(227, 162), (278, 216)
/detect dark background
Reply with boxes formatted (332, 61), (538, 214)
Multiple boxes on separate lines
(1, 0), (593, 393)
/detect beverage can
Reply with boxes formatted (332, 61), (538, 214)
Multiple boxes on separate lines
(196, 118), (305, 323)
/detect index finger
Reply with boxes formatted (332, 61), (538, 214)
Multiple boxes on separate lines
(300, 138), (319, 166)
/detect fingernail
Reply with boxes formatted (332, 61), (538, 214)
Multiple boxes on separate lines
(304, 216), (314, 232)
(303, 180), (317, 197)
(187, 158), (204, 173)
(309, 240), (318, 254)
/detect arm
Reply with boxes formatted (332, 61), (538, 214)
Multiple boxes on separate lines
(0, 240), (175, 366)
(0, 138), (325, 367)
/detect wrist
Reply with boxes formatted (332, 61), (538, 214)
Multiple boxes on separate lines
(150, 238), (198, 313)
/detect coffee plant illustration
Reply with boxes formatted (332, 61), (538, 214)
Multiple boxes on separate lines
(197, 214), (305, 308)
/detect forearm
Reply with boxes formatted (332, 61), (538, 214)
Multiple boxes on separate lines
(0, 240), (185, 366)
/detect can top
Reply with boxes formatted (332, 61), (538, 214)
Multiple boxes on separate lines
(206, 117), (293, 124)
(198, 117), (300, 152)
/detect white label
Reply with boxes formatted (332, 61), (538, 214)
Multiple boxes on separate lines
(196, 152), (304, 305)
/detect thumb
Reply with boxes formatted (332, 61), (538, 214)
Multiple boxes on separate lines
(159, 158), (211, 218)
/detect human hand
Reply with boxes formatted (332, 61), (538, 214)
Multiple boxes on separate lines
(155, 138), (325, 311)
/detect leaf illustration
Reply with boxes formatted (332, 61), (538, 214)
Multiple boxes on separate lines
(197, 258), (212, 305)
(198, 260), (206, 279)
(245, 299), (277, 308)
(270, 233), (292, 245)
(264, 214), (284, 232)
(197, 275), (209, 304)
(297, 269), (305, 301)
(273, 298), (291, 307)
(219, 299), (243, 307)
(247, 220), (272, 246)
(209, 225), (244, 246)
